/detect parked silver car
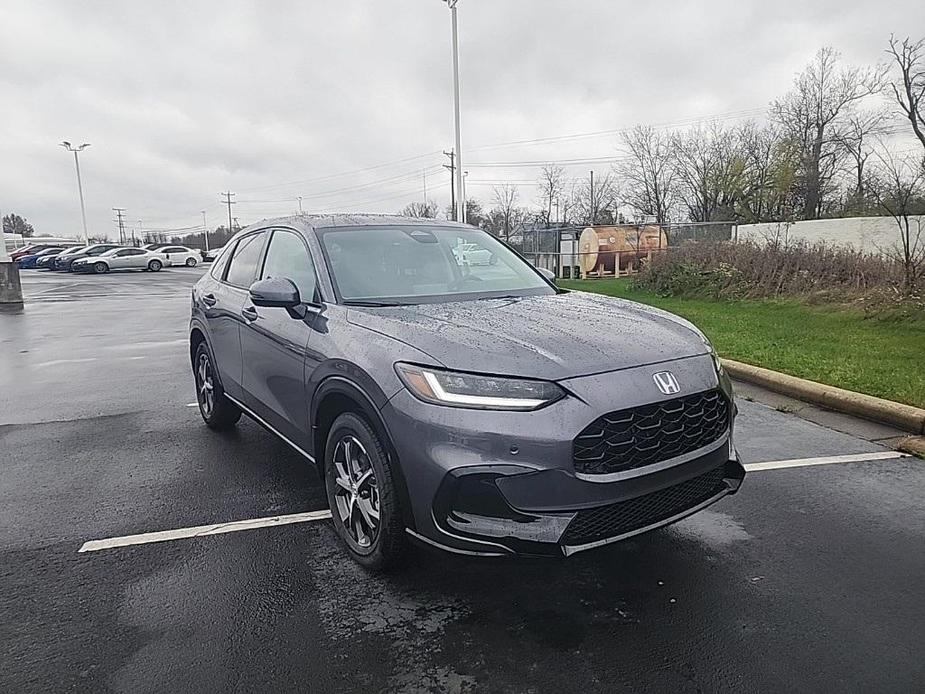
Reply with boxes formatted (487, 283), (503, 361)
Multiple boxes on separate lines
(71, 247), (167, 273)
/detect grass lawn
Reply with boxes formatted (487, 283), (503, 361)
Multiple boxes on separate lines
(559, 278), (925, 409)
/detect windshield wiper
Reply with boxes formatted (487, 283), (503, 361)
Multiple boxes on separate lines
(341, 299), (407, 307)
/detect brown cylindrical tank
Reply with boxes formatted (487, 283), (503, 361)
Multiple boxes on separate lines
(578, 225), (666, 276)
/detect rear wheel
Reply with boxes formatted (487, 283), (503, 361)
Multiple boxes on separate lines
(324, 412), (405, 571)
(93, 262), (108, 274)
(193, 342), (241, 430)
(148, 259), (163, 272)
(185, 257), (198, 267)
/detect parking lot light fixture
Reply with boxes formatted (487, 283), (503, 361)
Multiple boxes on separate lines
(442, 0), (465, 224)
(59, 141), (91, 244)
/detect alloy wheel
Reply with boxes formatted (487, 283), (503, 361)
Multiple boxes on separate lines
(196, 353), (214, 416)
(332, 435), (380, 549)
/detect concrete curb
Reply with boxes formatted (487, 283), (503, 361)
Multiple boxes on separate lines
(721, 358), (925, 435)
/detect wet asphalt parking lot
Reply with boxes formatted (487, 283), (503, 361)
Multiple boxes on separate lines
(1, 267), (923, 693)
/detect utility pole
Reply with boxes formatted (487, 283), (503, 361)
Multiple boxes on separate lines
(589, 170), (595, 225)
(423, 169), (428, 203)
(137, 219), (144, 245)
(201, 210), (210, 252)
(112, 207), (126, 244)
(221, 191), (235, 235)
(443, 149), (456, 220)
(297, 196), (303, 215)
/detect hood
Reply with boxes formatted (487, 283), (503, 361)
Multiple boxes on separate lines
(346, 290), (708, 380)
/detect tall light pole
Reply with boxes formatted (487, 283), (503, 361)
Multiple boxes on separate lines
(297, 196), (304, 215)
(444, 0), (465, 224)
(59, 141), (91, 243)
(201, 210), (210, 251)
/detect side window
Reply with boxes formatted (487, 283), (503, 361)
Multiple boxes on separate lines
(225, 232), (267, 287)
(209, 244), (233, 279)
(260, 230), (318, 301)
(127, 249), (144, 256)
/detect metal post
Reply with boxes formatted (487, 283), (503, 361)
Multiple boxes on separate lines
(201, 210), (210, 252)
(73, 151), (89, 243)
(448, 1), (464, 224)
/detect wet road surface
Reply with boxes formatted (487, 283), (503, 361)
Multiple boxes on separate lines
(1, 268), (923, 693)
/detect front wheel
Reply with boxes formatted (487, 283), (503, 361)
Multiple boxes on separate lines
(324, 412), (405, 571)
(93, 262), (108, 274)
(193, 342), (241, 430)
(185, 257), (198, 267)
(148, 259), (163, 272)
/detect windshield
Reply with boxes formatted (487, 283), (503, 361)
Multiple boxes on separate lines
(318, 225), (554, 304)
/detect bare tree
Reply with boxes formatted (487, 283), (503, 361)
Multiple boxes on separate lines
(399, 200), (440, 218)
(671, 122), (743, 222)
(833, 109), (891, 202)
(869, 149), (925, 293)
(735, 122), (801, 223)
(491, 184), (520, 240)
(772, 47), (884, 219)
(536, 164), (566, 227)
(616, 125), (678, 226)
(886, 35), (925, 156)
(573, 171), (619, 225)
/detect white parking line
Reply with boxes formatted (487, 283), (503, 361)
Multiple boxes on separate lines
(78, 510), (333, 553)
(185, 402), (198, 407)
(76, 451), (912, 554)
(745, 450), (910, 472)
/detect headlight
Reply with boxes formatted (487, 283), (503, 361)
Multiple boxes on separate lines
(395, 363), (565, 411)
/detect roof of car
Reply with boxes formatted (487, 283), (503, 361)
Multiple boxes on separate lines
(245, 214), (472, 232)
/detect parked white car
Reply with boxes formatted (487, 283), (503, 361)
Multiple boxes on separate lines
(71, 247), (168, 273)
(156, 245), (201, 267)
(453, 242), (496, 266)
(203, 244), (225, 262)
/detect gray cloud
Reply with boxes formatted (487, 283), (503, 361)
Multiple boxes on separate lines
(1, 0), (922, 237)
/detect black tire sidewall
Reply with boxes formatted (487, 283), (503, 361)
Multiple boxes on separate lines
(186, 257), (197, 266)
(324, 413), (403, 569)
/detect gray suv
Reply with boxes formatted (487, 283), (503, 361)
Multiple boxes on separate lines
(190, 215), (744, 570)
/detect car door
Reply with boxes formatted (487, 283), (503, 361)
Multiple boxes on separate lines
(106, 249), (132, 269)
(240, 228), (320, 449)
(161, 246), (184, 265)
(204, 231), (268, 401)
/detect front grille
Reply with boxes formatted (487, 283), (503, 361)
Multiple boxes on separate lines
(573, 389), (729, 475)
(562, 465), (728, 545)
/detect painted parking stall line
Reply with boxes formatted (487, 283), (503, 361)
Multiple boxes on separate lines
(744, 450), (909, 472)
(78, 510), (333, 553)
(76, 452), (913, 555)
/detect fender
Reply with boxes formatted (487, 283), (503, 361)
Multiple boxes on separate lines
(188, 320), (225, 391)
(310, 372), (416, 530)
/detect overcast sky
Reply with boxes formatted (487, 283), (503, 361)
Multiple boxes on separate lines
(1, 0), (922, 239)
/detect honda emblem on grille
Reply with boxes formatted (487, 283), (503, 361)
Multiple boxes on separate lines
(652, 371), (680, 395)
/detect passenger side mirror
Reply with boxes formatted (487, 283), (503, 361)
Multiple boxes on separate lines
(249, 277), (301, 308)
(538, 267), (555, 282)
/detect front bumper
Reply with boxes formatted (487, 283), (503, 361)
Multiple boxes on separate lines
(381, 354), (745, 557)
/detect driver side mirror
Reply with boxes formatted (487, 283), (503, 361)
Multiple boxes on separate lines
(249, 277), (301, 308)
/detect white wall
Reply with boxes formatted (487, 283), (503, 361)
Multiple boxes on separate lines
(737, 216), (924, 254)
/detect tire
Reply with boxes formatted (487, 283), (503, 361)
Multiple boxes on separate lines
(185, 257), (198, 267)
(324, 412), (405, 571)
(193, 342), (241, 430)
(93, 262), (108, 274)
(148, 259), (163, 272)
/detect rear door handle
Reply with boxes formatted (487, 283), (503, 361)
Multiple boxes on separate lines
(242, 306), (259, 322)
(202, 293), (217, 307)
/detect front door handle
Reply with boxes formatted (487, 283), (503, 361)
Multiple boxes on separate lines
(242, 306), (259, 322)
(202, 293), (217, 306)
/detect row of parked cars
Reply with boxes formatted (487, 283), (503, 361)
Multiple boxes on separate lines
(10, 242), (205, 274)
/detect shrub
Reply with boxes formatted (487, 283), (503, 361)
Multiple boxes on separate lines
(634, 240), (914, 305)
